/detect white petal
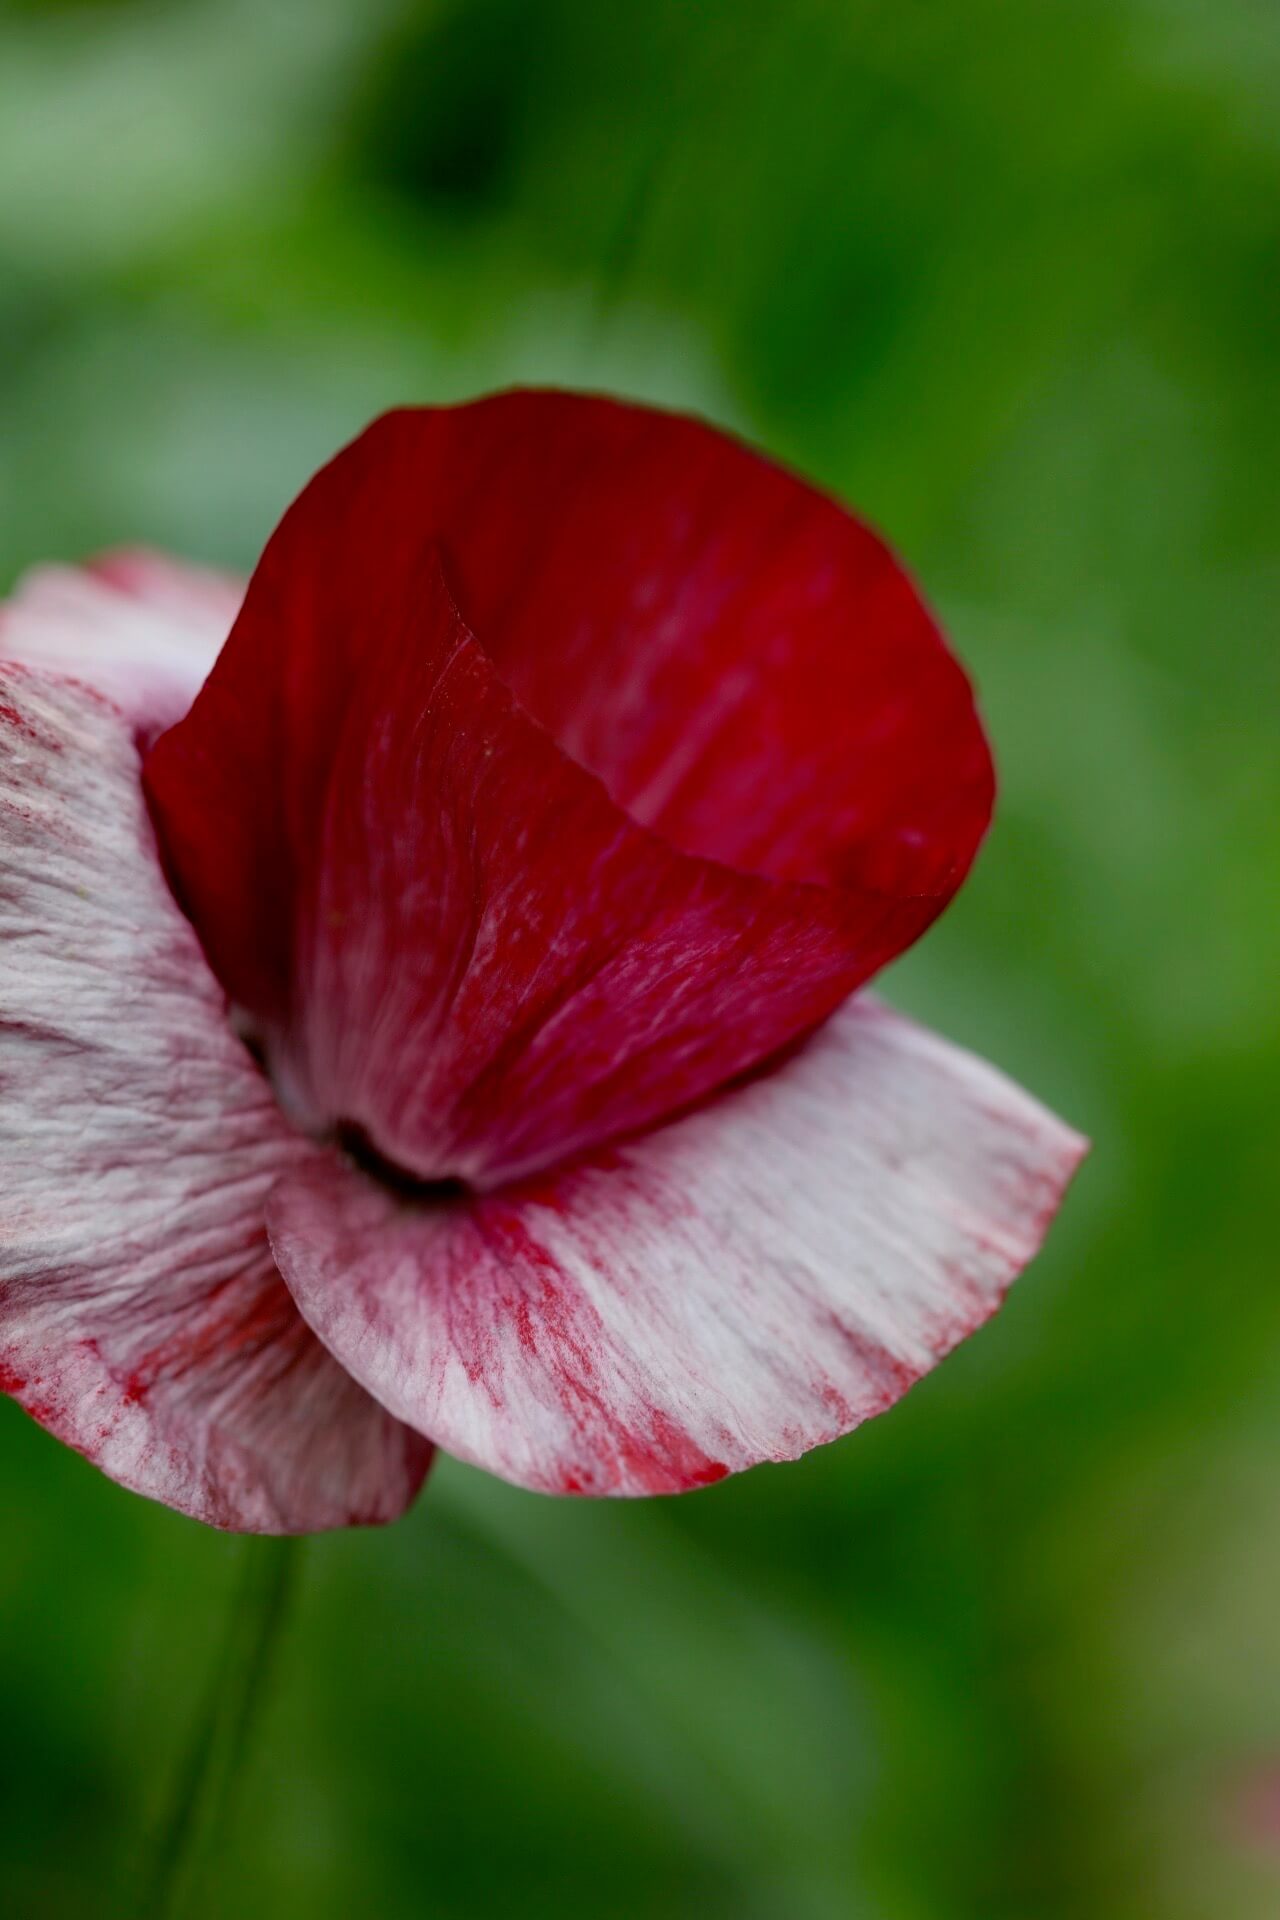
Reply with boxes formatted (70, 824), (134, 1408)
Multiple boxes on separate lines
(0, 548), (241, 736)
(0, 664), (429, 1531)
(269, 997), (1086, 1496)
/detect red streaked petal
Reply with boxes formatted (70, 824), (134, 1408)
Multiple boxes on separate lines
(393, 393), (994, 890)
(145, 394), (994, 1186)
(198, 549), (929, 1187)
(268, 997), (1086, 1497)
(0, 547), (241, 738)
(0, 666), (430, 1532)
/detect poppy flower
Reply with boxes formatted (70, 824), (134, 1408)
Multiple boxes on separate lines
(0, 391), (1085, 1533)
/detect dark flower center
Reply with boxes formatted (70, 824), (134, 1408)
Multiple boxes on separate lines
(333, 1121), (470, 1204)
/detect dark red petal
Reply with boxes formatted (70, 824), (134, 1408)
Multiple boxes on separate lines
(145, 393), (993, 1187)
(0, 664), (431, 1532)
(268, 998), (1086, 1497)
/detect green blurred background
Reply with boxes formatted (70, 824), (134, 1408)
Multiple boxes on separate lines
(1, 1), (1277, 1915)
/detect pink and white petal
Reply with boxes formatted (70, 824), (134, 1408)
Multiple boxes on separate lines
(0, 548), (241, 738)
(268, 998), (1087, 1497)
(0, 666), (430, 1531)
(84, 545), (244, 632)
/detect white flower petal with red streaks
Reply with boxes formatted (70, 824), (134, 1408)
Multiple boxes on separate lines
(0, 665), (430, 1531)
(269, 998), (1086, 1497)
(0, 548), (241, 736)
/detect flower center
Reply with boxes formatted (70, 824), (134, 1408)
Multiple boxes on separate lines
(234, 1009), (468, 1202)
(333, 1121), (469, 1203)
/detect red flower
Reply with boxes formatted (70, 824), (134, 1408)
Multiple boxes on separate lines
(0, 392), (1085, 1531)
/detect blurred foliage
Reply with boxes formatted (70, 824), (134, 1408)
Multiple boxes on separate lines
(1, 1), (1277, 1916)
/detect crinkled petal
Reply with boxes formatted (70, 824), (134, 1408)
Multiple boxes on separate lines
(268, 997), (1086, 1497)
(0, 665), (430, 1531)
(0, 547), (241, 737)
(145, 395), (995, 1187)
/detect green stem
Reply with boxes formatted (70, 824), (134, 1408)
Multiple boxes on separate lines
(141, 1535), (304, 1920)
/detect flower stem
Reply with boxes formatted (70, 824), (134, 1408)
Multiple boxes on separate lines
(141, 1534), (304, 1920)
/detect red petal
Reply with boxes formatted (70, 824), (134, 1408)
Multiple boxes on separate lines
(0, 665), (430, 1531)
(268, 998), (1086, 1496)
(145, 393), (993, 1186)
